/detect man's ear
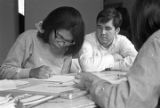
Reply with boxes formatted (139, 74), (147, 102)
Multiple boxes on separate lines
(115, 27), (120, 34)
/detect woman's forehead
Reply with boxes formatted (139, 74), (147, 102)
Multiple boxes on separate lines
(57, 29), (73, 40)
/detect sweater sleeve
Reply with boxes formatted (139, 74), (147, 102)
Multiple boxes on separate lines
(79, 41), (114, 72)
(0, 31), (33, 79)
(88, 33), (160, 108)
(112, 36), (138, 71)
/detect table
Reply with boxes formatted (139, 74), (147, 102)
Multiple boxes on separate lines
(0, 71), (127, 108)
(0, 78), (95, 108)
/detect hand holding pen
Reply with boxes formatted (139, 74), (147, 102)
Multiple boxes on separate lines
(29, 65), (52, 79)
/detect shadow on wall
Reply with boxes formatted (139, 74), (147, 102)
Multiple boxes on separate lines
(104, 2), (132, 42)
(0, 0), (19, 65)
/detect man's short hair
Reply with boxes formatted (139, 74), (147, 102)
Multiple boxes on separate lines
(96, 7), (122, 29)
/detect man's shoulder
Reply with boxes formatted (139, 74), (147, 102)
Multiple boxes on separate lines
(82, 40), (92, 49)
(85, 32), (96, 39)
(85, 32), (97, 43)
(116, 34), (136, 51)
(117, 34), (132, 42)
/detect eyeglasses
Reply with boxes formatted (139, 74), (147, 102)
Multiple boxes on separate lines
(55, 30), (75, 46)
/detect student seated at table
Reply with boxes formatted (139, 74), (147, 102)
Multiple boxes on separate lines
(78, 7), (137, 72)
(0, 6), (85, 79)
(76, 0), (160, 107)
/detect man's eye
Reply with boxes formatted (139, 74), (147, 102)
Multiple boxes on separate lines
(104, 27), (111, 30)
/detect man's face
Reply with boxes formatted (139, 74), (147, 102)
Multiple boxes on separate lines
(96, 19), (119, 48)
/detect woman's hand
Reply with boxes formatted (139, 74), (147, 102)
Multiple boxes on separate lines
(74, 72), (101, 91)
(29, 65), (52, 79)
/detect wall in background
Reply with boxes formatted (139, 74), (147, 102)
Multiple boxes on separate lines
(0, 0), (19, 64)
(104, 0), (135, 19)
(25, 0), (103, 34)
(104, 0), (136, 19)
(104, 0), (136, 42)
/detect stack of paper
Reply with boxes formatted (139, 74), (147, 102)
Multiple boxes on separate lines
(14, 80), (29, 86)
(0, 80), (29, 91)
(19, 94), (58, 107)
(20, 83), (79, 94)
(43, 75), (75, 83)
(42, 75), (76, 86)
(33, 96), (95, 108)
(0, 80), (16, 91)
(0, 94), (58, 108)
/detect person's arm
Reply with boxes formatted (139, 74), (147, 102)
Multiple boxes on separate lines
(0, 31), (33, 79)
(85, 34), (160, 108)
(78, 41), (114, 72)
(112, 36), (138, 71)
(70, 58), (81, 73)
(61, 56), (72, 74)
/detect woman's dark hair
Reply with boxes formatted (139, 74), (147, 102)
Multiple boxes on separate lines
(37, 6), (85, 56)
(96, 7), (122, 29)
(131, 0), (160, 50)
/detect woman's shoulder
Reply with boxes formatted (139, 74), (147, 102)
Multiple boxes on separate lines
(17, 29), (38, 42)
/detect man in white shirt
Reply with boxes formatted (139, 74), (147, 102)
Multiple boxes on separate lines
(78, 7), (138, 72)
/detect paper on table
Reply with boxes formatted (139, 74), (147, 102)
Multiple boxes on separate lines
(20, 83), (78, 94)
(0, 96), (8, 105)
(42, 75), (75, 83)
(20, 95), (46, 103)
(49, 81), (75, 87)
(92, 72), (127, 84)
(0, 95), (22, 108)
(34, 96), (95, 108)
(14, 80), (29, 86)
(0, 80), (29, 91)
(23, 95), (57, 106)
(0, 101), (16, 108)
(0, 80), (16, 91)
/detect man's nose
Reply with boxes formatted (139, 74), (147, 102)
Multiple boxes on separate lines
(102, 29), (107, 34)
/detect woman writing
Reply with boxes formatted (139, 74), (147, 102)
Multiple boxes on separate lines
(0, 6), (85, 79)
